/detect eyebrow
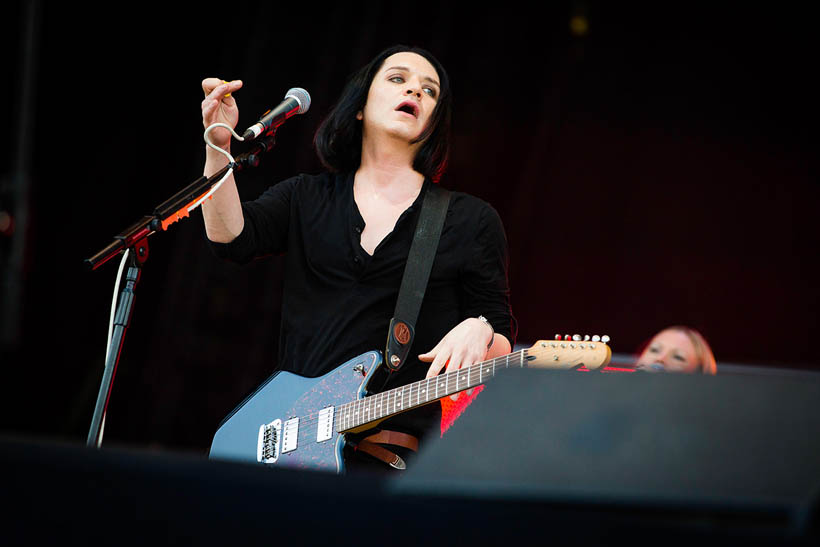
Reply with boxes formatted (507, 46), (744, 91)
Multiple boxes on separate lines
(384, 66), (440, 88)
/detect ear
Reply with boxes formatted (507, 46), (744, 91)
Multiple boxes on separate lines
(356, 110), (363, 121)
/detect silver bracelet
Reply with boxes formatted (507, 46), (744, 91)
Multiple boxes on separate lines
(477, 315), (494, 350)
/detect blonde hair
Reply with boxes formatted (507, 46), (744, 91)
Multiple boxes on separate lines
(665, 325), (718, 375)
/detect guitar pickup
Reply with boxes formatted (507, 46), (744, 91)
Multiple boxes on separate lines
(257, 419), (282, 464)
(317, 407), (334, 443)
(281, 417), (299, 454)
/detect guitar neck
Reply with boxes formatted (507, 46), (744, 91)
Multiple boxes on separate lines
(336, 349), (532, 433)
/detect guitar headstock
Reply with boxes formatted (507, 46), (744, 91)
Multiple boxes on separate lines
(527, 334), (612, 371)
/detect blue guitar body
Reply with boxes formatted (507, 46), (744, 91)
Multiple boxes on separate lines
(209, 351), (382, 474)
(208, 339), (610, 473)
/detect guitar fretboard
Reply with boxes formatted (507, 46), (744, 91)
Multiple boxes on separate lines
(335, 349), (531, 432)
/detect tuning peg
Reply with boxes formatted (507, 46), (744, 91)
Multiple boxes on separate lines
(572, 334), (581, 341)
(601, 335), (610, 344)
(584, 335), (590, 341)
(591, 335), (600, 342)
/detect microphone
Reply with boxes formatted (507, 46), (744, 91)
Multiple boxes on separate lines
(636, 363), (666, 373)
(242, 87), (311, 140)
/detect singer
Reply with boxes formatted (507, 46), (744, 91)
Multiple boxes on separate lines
(200, 45), (516, 473)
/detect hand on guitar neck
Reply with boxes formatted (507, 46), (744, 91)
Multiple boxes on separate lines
(419, 317), (511, 400)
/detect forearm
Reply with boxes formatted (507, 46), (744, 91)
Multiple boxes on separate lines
(202, 147), (245, 243)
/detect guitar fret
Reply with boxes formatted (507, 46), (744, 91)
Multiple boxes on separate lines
(351, 399), (357, 428)
(337, 351), (543, 434)
(342, 403), (348, 430)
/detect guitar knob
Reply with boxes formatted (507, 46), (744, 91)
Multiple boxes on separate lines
(555, 334), (561, 340)
(572, 334), (581, 341)
(584, 335), (591, 341)
(591, 335), (601, 342)
(601, 335), (610, 344)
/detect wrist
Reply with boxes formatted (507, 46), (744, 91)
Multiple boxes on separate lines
(205, 143), (231, 156)
(477, 315), (494, 350)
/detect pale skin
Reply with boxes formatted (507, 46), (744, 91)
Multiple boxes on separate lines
(199, 52), (511, 395)
(635, 329), (701, 373)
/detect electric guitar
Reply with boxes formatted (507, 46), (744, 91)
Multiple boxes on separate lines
(209, 337), (611, 473)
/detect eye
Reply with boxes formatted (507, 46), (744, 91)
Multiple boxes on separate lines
(648, 346), (660, 353)
(423, 87), (437, 98)
(673, 354), (687, 362)
(389, 75), (404, 84)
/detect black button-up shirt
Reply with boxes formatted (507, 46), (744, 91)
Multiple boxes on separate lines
(209, 171), (515, 437)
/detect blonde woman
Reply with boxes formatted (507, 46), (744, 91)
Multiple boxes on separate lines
(635, 326), (717, 374)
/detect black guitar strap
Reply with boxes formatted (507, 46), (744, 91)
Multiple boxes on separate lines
(384, 183), (451, 372)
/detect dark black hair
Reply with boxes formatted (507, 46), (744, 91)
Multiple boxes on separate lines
(314, 45), (452, 182)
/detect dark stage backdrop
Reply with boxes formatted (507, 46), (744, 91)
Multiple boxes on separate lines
(1, 2), (817, 453)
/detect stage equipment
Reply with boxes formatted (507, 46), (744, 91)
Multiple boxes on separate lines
(391, 368), (820, 541)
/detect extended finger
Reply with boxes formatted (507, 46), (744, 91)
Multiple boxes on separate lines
(444, 349), (468, 374)
(418, 341), (441, 362)
(203, 80), (243, 102)
(425, 354), (450, 379)
(202, 77), (239, 95)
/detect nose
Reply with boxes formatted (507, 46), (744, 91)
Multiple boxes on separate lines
(405, 80), (422, 99)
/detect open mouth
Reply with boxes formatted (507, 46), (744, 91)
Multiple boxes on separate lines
(395, 101), (419, 118)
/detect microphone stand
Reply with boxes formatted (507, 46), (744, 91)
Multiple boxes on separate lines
(84, 134), (277, 448)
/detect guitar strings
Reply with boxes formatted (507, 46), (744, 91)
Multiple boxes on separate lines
(284, 344), (599, 440)
(279, 349), (530, 438)
(265, 344), (605, 448)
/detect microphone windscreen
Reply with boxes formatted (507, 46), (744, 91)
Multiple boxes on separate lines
(285, 88), (311, 114)
(636, 363), (666, 373)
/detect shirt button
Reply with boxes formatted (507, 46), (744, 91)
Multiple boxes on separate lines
(354, 226), (362, 234)
(353, 256), (361, 264)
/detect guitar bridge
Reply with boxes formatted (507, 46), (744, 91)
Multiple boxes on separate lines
(257, 419), (282, 464)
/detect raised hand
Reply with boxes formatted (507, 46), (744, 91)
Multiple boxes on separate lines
(201, 78), (244, 150)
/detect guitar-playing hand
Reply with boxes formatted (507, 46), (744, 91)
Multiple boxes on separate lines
(419, 317), (510, 400)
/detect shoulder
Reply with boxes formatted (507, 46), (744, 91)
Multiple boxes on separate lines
(441, 186), (504, 229)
